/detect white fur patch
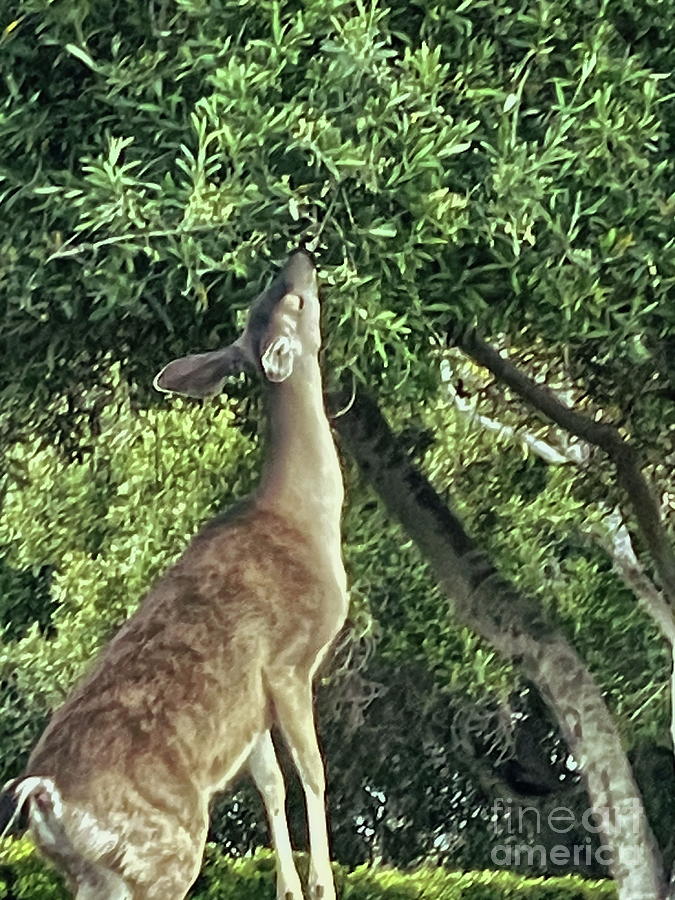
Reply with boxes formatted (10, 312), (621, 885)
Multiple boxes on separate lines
(0, 776), (60, 838)
(27, 779), (63, 852)
(213, 735), (260, 793)
(261, 335), (300, 382)
(72, 808), (119, 856)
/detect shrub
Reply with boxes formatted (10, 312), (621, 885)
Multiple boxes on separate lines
(0, 840), (616, 899)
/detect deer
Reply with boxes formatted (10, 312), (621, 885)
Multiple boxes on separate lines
(0, 250), (348, 900)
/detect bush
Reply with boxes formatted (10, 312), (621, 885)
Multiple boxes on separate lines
(0, 840), (616, 899)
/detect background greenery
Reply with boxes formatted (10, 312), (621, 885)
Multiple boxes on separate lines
(0, 842), (617, 899)
(0, 0), (673, 892)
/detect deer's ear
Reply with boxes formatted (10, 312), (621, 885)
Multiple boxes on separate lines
(153, 345), (249, 398)
(257, 292), (304, 383)
(260, 334), (301, 383)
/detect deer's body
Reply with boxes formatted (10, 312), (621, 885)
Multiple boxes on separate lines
(2, 252), (347, 900)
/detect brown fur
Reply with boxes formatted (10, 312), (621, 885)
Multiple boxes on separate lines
(25, 506), (346, 895)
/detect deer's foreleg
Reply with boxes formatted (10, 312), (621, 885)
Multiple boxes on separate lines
(248, 731), (304, 900)
(268, 670), (335, 900)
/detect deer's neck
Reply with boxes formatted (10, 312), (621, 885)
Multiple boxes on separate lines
(256, 357), (343, 542)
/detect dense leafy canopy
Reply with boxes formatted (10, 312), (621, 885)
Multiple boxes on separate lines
(2, 0), (673, 432)
(1, 0), (673, 886)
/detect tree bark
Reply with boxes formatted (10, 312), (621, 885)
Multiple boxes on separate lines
(332, 388), (666, 900)
(454, 327), (675, 610)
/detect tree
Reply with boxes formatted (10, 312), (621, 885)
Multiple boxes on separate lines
(334, 388), (666, 897)
(1, 0), (673, 896)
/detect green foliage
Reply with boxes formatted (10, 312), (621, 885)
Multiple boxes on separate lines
(0, 842), (616, 899)
(423, 393), (671, 744)
(0, 562), (54, 638)
(0, 0), (673, 880)
(425, 400), (670, 741)
(0, 374), (257, 780)
(0, 838), (65, 900)
(1, 0), (673, 449)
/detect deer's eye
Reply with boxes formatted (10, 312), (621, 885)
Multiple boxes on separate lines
(298, 296), (304, 310)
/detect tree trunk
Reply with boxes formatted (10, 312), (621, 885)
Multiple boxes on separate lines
(333, 388), (666, 900)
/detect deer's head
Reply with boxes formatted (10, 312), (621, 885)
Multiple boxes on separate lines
(154, 250), (320, 398)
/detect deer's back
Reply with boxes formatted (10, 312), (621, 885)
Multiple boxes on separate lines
(26, 503), (346, 807)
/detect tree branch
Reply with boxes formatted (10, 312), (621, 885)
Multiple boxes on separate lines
(442, 361), (674, 650)
(440, 359), (586, 466)
(455, 328), (675, 609)
(596, 511), (675, 645)
(596, 511), (675, 755)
